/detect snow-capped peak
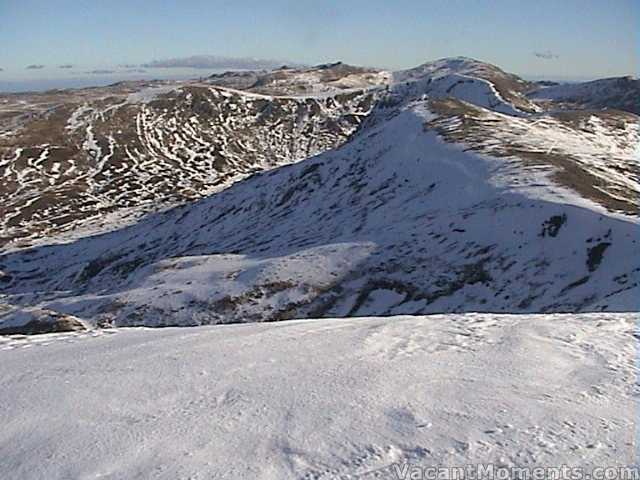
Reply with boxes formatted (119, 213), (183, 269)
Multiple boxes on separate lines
(392, 57), (539, 115)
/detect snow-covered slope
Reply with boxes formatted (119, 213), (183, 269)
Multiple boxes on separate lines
(0, 313), (636, 478)
(1, 71), (638, 331)
(529, 76), (640, 115)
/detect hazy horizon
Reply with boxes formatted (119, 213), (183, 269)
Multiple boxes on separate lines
(1, 0), (637, 93)
(0, 58), (633, 95)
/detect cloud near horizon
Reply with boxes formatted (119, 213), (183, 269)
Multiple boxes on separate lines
(141, 55), (298, 70)
(534, 51), (559, 60)
(85, 69), (116, 75)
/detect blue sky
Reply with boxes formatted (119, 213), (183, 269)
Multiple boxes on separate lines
(1, 0), (637, 81)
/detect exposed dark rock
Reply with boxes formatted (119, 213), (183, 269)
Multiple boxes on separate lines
(0, 309), (87, 335)
(540, 214), (567, 237)
(587, 242), (611, 272)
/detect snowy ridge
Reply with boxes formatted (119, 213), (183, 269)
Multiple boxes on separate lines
(393, 57), (539, 114)
(4, 58), (632, 251)
(1, 58), (639, 480)
(0, 313), (636, 477)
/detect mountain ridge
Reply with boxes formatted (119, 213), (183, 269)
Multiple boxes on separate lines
(1, 57), (638, 332)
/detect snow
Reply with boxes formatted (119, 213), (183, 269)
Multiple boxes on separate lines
(1, 59), (639, 478)
(0, 313), (636, 478)
(126, 85), (181, 104)
(65, 103), (92, 130)
(219, 64), (392, 97)
(2, 89), (639, 328)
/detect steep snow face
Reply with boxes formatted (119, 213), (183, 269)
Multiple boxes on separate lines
(0, 82), (378, 248)
(529, 76), (640, 115)
(0, 313), (637, 478)
(1, 85), (638, 329)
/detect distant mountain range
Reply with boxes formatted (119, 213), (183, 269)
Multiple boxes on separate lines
(529, 75), (640, 115)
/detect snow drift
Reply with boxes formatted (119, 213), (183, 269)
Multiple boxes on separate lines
(0, 313), (636, 478)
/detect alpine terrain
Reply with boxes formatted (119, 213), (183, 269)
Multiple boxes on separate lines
(0, 56), (638, 476)
(0, 57), (638, 332)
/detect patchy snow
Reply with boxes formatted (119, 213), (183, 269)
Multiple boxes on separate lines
(65, 103), (93, 130)
(425, 102), (640, 216)
(0, 313), (636, 478)
(0, 82), (377, 247)
(215, 62), (392, 96)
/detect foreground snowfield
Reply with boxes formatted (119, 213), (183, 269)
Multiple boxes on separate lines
(0, 313), (637, 479)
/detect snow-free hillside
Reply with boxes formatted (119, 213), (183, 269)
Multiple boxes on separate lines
(0, 313), (637, 478)
(0, 81), (377, 247)
(529, 76), (640, 115)
(1, 63), (638, 331)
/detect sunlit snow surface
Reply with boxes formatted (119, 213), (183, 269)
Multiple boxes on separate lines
(0, 313), (637, 478)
